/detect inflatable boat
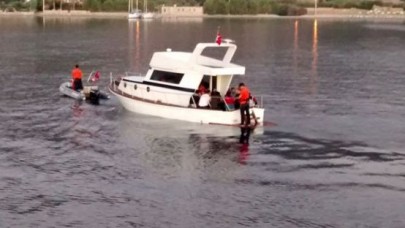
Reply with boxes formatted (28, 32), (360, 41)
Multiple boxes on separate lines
(59, 81), (110, 105)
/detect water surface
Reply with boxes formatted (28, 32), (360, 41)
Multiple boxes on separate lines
(0, 16), (405, 227)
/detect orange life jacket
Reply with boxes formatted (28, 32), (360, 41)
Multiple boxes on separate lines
(72, 68), (83, 80)
(239, 87), (250, 104)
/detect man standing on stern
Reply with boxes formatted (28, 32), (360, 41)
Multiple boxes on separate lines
(71, 64), (83, 91)
(238, 83), (250, 126)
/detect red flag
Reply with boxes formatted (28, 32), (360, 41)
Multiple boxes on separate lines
(90, 71), (100, 82)
(216, 32), (222, 45)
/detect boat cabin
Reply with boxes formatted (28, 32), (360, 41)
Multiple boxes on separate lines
(118, 42), (245, 108)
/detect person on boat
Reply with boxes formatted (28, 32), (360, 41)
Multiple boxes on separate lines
(210, 89), (223, 110)
(198, 90), (211, 108)
(197, 83), (207, 96)
(239, 83), (251, 126)
(71, 64), (83, 91)
(224, 89), (235, 110)
(230, 87), (237, 97)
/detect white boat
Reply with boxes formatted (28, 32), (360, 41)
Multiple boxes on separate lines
(128, 0), (141, 19)
(141, 0), (154, 19)
(128, 10), (142, 19)
(109, 41), (265, 126)
(142, 12), (154, 19)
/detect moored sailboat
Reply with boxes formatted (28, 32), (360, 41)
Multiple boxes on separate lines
(128, 0), (141, 19)
(141, 0), (154, 19)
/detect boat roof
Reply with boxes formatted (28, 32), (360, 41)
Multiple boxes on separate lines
(149, 42), (245, 76)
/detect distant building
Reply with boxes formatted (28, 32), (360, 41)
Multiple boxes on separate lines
(381, 0), (403, 4)
(161, 5), (203, 17)
(369, 5), (404, 14)
(298, 0), (403, 4)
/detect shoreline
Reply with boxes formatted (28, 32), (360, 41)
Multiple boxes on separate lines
(1, 10), (405, 20)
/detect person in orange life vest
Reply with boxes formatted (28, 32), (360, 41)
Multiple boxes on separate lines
(238, 82), (251, 126)
(71, 64), (83, 91)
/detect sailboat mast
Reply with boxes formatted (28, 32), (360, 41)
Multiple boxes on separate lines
(136, 0), (139, 11)
(144, 0), (147, 12)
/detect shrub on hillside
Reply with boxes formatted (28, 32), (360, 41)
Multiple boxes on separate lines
(9, 1), (29, 11)
(203, 0), (228, 14)
(273, 4), (306, 16)
(273, 3), (289, 15)
(358, 1), (383, 10)
(290, 6), (307, 16)
(84, 0), (102, 12)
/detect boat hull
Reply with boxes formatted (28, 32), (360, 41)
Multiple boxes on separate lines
(128, 13), (141, 19)
(110, 84), (265, 126)
(142, 12), (154, 19)
(59, 82), (85, 100)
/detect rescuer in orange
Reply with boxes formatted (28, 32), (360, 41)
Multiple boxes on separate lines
(238, 82), (250, 126)
(71, 64), (83, 91)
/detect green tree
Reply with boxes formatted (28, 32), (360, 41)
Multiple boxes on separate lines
(203, 0), (227, 14)
(247, 0), (259, 14)
(257, 0), (274, 14)
(229, 0), (247, 14)
(84, 0), (102, 11)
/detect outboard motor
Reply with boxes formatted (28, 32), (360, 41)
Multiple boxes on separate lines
(88, 89), (100, 105)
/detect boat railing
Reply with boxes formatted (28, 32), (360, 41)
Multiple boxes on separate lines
(109, 74), (267, 110)
(253, 95), (265, 109)
(192, 94), (266, 110)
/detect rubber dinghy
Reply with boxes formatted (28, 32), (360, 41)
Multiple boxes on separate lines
(60, 71), (110, 105)
(59, 82), (110, 105)
(59, 82), (85, 100)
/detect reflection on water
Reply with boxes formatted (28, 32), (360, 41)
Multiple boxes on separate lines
(129, 20), (141, 72)
(71, 100), (84, 118)
(239, 126), (251, 145)
(293, 20), (299, 76)
(310, 19), (318, 95)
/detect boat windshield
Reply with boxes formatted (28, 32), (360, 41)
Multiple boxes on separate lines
(150, 70), (184, 84)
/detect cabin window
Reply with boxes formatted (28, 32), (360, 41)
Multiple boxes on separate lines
(150, 70), (184, 84)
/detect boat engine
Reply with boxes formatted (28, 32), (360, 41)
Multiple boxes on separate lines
(88, 89), (100, 105)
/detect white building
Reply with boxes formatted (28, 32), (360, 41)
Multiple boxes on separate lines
(161, 5), (203, 17)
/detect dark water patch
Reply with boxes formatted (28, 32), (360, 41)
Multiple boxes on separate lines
(256, 131), (404, 162)
(235, 179), (405, 193)
(362, 173), (405, 178)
